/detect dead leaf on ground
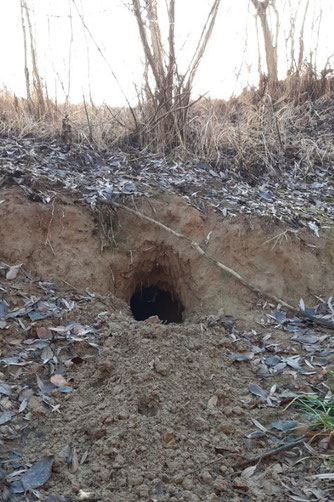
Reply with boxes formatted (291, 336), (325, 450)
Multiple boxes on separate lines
(37, 326), (53, 340)
(10, 456), (54, 493)
(50, 374), (69, 387)
(249, 383), (267, 399)
(6, 264), (22, 280)
(0, 411), (12, 425)
(241, 465), (257, 479)
(68, 447), (79, 473)
(207, 395), (218, 409)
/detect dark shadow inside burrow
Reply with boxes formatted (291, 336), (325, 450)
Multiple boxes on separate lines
(130, 286), (184, 323)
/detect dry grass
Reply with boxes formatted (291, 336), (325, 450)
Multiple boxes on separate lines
(1, 69), (334, 178)
(0, 88), (134, 147)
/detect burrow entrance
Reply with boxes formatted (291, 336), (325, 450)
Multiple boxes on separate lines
(130, 285), (184, 323)
(121, 242), (194, 323)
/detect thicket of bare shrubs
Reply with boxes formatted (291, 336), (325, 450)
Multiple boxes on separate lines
(1, 67), (333, 178)
(1, 0), (333, 179)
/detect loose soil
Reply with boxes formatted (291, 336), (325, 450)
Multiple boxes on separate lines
(0, 186), (333, 501)
(0, 187), (333, 319)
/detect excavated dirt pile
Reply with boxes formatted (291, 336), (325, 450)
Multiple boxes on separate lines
(0, 156), (334, 501)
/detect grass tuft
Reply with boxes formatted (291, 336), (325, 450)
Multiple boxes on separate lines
(291, 393), (334, 434)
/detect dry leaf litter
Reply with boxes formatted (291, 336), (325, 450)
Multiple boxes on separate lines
(0, 136), (334, 501)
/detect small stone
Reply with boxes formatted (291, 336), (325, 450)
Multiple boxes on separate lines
(100, 469), (110, 482)
(183, 460), (193, 470)
(155, 362), (169, 376)
(233, 477), (249, 490)
(220, 464), (229, 474)
(190, 495), (199, 502)
(162, 430), (175, 443)
(200, 470), (212, 484)
(144, 315), (160, 324)
(70, 480), (80, 492)
(233, 405), (244, 416)
(167, 460), (178, 470)
(28, 396), (46, 415)
(207, 494), (219, 501)
(128, 473), (143, 486)
(174, 474), (183, 485)
(184, 491), (199, 501)
(99, 359), (113, 372)
(136, 484), (149, 498)
(118, 410), (129, 420)
(271, 463), (283, 475)
(223, 406), (233, 417)
(218, 422), (234, 434)
(182, 477), (193, 490)
(234, 340), (249, 352)
(113, 454), (125, 467)
(213, 476), (228, 493)
(192, 417), (209, 432)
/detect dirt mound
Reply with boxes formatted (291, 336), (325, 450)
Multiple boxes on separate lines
(19, 316), (282, 502)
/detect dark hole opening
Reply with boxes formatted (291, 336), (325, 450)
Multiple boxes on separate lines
(130, 286), (184, 324)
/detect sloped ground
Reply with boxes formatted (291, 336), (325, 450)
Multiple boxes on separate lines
(0, 138), (334, 501)
(1, 269), (334, 502)
(0, 188), (333, 320)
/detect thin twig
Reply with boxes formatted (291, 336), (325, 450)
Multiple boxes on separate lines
(44, 198), (56, 255)
(103, 199), (334, 330)
(233, 437), (306, 469)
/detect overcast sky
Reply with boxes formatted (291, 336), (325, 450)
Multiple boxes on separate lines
(0, 0), (332, 105)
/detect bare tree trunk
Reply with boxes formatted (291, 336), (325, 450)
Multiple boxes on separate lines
(66, 1), (74, 105)
(251, 0), (278, 85)
(131, 0), (221, 151)
(22, 0), (45, 116)
(297, 0), (310, 71)
(20, 0), (31, 110)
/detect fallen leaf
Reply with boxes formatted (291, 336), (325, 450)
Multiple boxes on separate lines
(308, 473), (334, 480)
(41, 345), (54, 364)
(20, 456), (54, 491)
(232, 353), (253, 362)
(59, 385), (73, 393)
(0, 411), (12, 425)
(264, 355), (281, 367)
(0, 383), (12, 396)
(207, 395), (218, 409)
(46, 495), (72, 502)
(241, 465), (257, 479)
(37, 327), (53, 340)
(69, 447), (79, 474)
(50, 374), (68, 387)
(249, 383), (267, 399)
(271, 420), (299, 432)
(6, 264), (22, 280)
(19, 398), (28, 413)
(251, 418), (268, 432)
(80, 450), (89, 465)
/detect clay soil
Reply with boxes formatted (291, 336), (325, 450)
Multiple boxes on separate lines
(0, 187), (334, 502)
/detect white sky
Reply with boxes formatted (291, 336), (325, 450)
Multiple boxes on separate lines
(0, 0), (333, 106)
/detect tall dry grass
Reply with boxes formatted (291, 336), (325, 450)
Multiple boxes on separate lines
(0, 68), (334, 178)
